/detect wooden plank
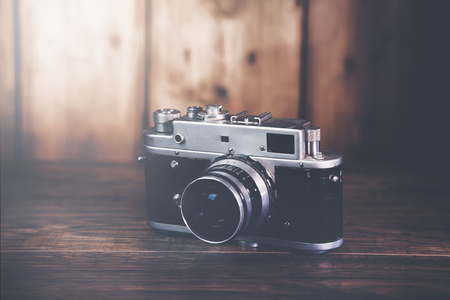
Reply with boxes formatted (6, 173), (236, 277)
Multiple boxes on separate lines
(149, 0), (303, 121)
(306, 0), (370, 157)
(0, 0), (16, 160)
(339, 170), (450, 256)
(2, 253), (450, 299)
(2, 162), (450, 298)
(352, 0), (449, 167)
(2, 163), (449, 255)
(18, 0), (146, 162)
(306, 0), (448, 166)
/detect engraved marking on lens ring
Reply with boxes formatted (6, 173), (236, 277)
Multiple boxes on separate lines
(206, 158), (273, 230)
(180, 175), (245, 244)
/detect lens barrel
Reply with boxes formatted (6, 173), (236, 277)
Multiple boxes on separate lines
(180, 156), (274, 244)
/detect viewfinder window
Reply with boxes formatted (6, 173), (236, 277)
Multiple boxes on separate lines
(221, 136), (229, 143)
(267, 133), (295, 154)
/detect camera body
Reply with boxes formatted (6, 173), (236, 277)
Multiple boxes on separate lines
(142, 105), (343, 253)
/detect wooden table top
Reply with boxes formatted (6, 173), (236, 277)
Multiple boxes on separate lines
(1, 162), (449, 299)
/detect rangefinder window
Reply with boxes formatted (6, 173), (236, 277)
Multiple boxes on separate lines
(267, 133), (295, 154)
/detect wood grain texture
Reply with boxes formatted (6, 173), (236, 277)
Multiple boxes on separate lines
(306, 0), (371, 158)
(0, 0), (16, 160)
(3, 0), (448, 168)
(1, 162), (450, 298)
(17, 0), (146, 162)
(149, 0), (302, 121)
(3, 253), (450, 299)
(305, 0), (449, 165)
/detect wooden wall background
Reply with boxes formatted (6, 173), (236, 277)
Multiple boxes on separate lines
(1, 0), (448, 166)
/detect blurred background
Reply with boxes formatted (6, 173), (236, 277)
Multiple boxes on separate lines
(1, 0), (449, 168)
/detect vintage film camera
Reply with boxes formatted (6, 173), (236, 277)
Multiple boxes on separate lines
(140, 104), (343, 253)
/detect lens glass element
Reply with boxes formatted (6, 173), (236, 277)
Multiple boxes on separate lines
(181, 178), (242, 243)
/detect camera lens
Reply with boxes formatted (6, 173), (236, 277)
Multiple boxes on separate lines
(181, 178), (243, 243)
(181, 156), (274, 244)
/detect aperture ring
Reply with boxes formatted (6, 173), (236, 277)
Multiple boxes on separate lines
(206, 170), (253, 231)
(206, 157), (273, 231)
